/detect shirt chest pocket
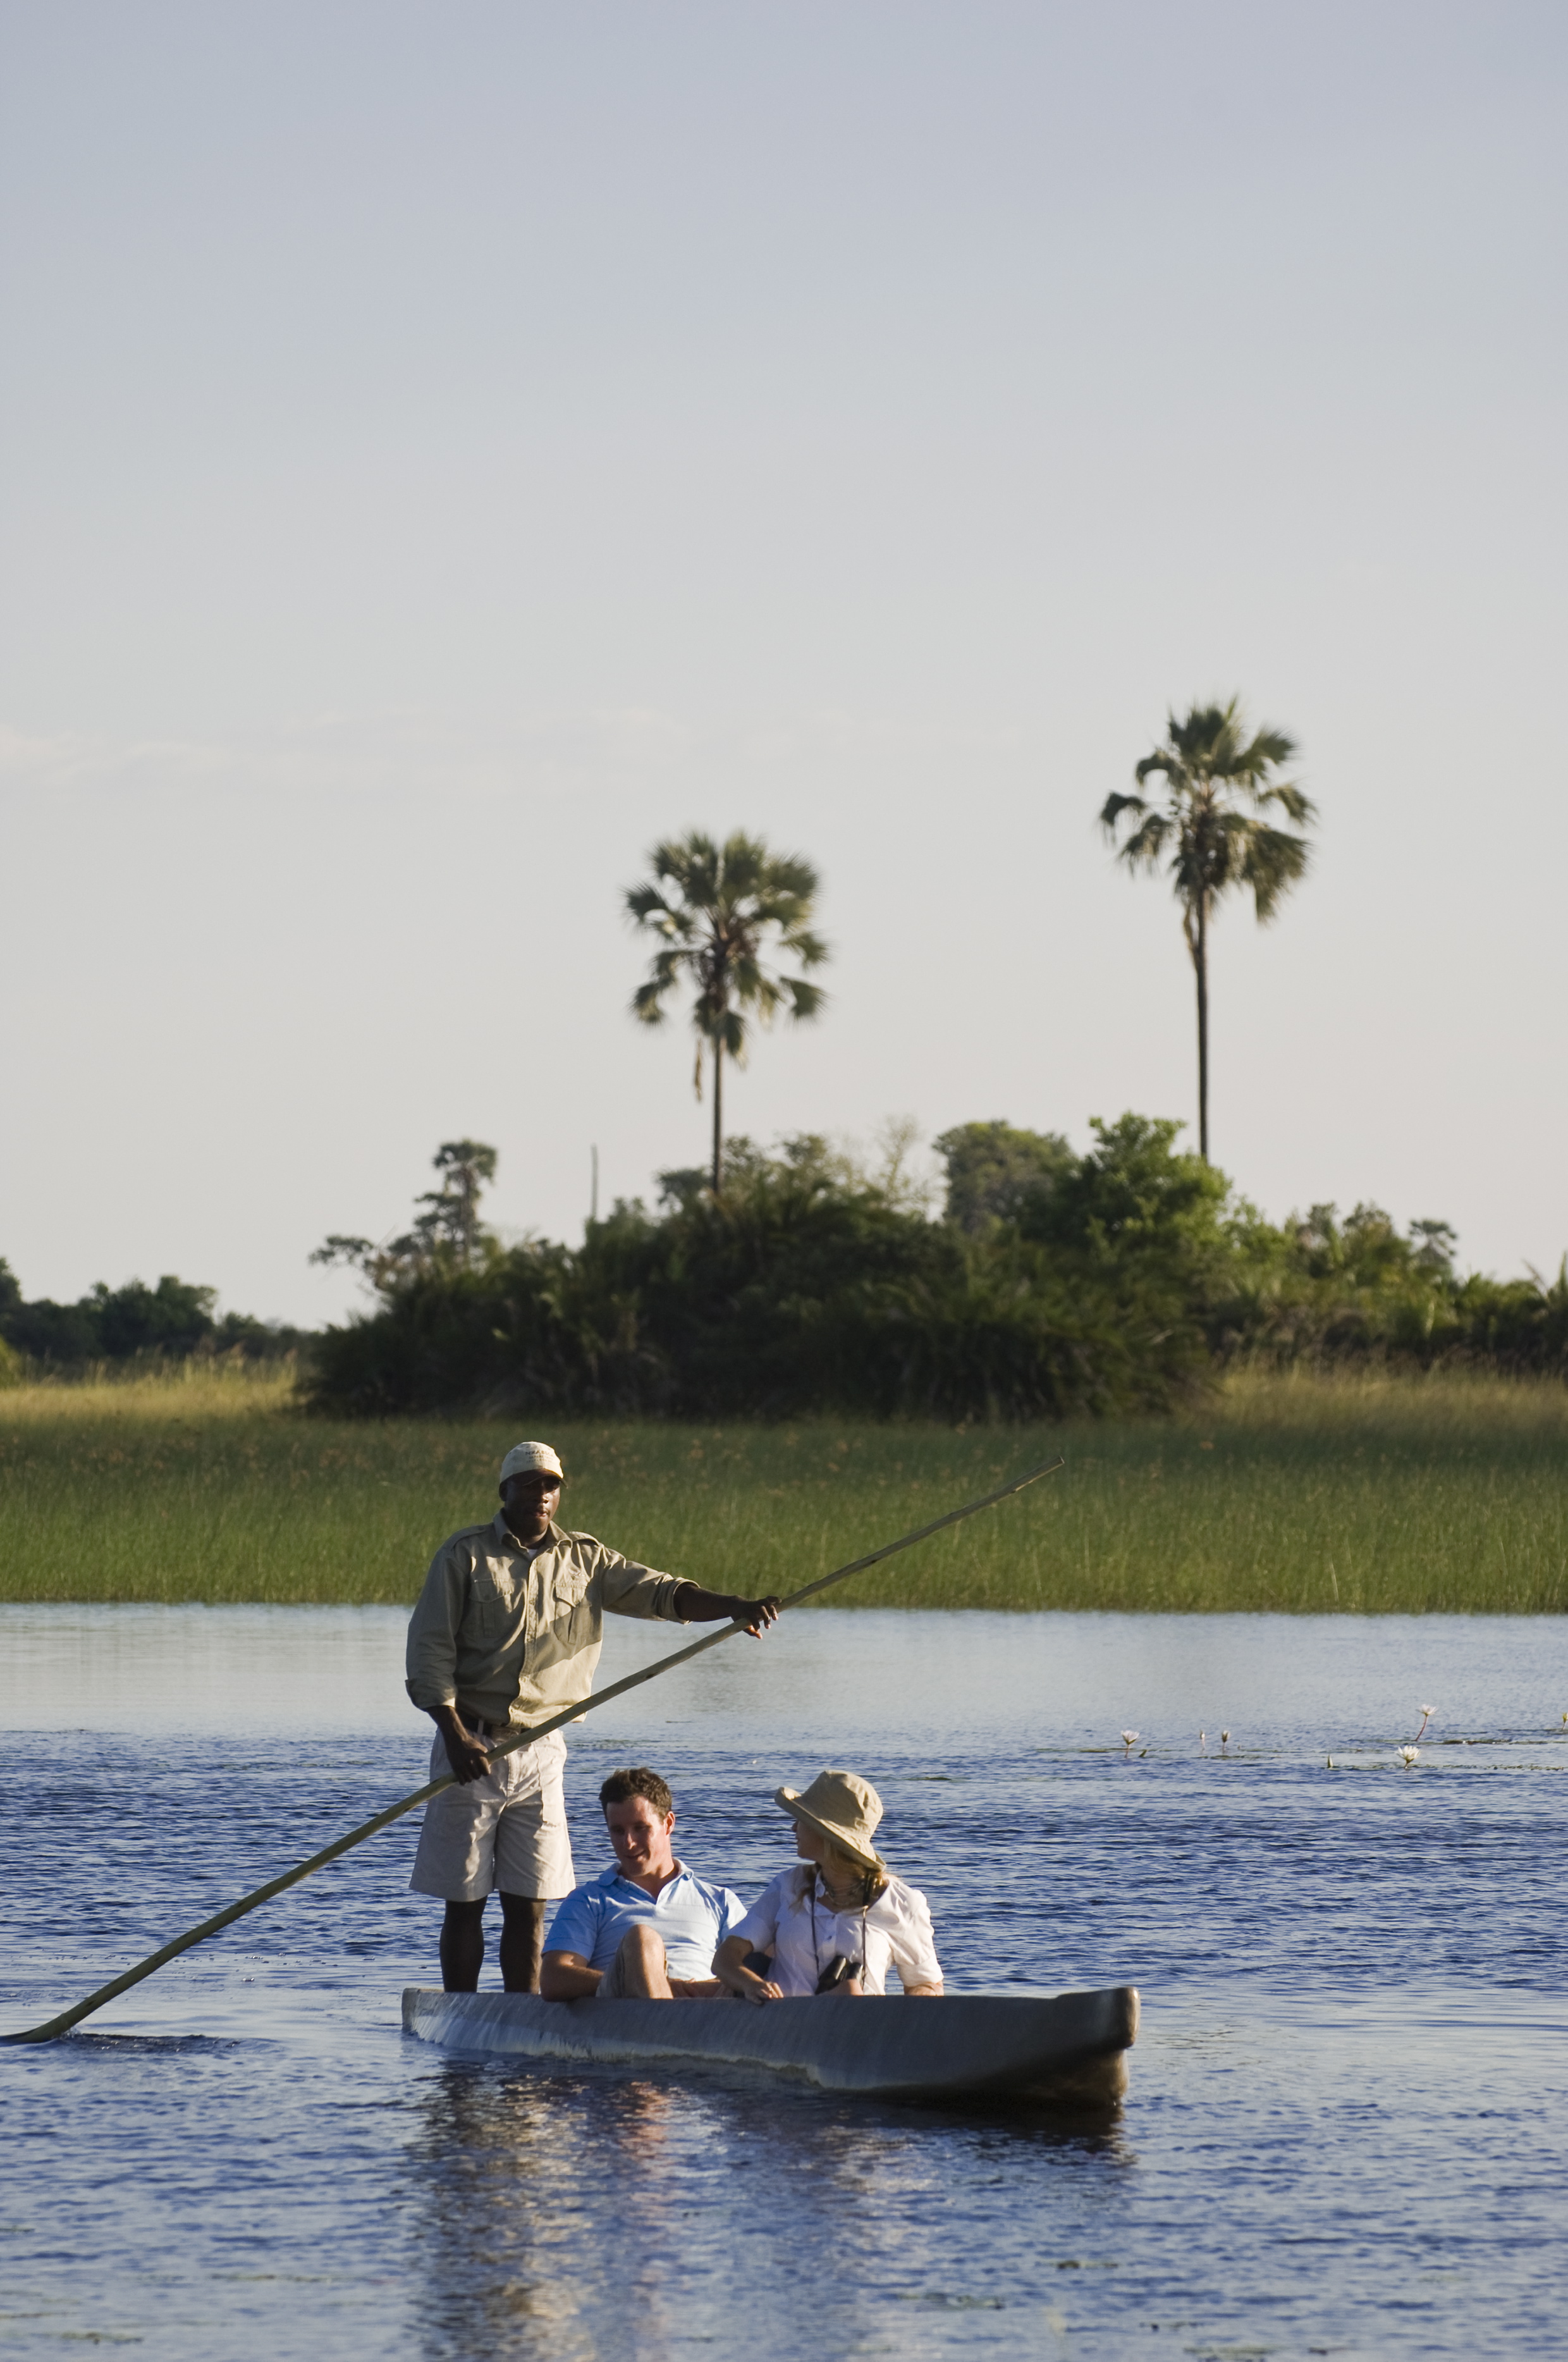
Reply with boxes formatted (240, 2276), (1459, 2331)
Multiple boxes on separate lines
(467, 1565), (518, 1646)
(547, 1562), (594, 1640)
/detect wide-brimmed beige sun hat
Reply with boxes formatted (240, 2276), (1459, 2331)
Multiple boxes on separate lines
(775, 1768), (886, 1873)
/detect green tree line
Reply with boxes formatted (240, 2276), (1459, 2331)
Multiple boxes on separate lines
(303, 1124), (1568, 1420)
(0, 1260), (303, 1378)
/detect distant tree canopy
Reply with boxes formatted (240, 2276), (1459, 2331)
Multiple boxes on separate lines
(303, 1121), (1568, 1419)
(310, 1139), (502, 1291)
(0, 1260), (300, 1372)
(933, 1121), (1075, 1233)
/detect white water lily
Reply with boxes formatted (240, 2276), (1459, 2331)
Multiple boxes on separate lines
(1400, 1745), (1419, 1766)
(1416, 1704), (1435, 1740)
(1220, 1729), (1230, 1749)
(1120, 1729), (1139, 1753)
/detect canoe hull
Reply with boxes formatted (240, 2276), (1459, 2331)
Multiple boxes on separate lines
(401, 1985), (1138, 2107)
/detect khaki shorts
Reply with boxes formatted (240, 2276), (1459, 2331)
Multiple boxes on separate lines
(409, 1726), (575, 1903)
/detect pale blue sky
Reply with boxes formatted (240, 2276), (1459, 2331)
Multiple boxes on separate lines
(1, 1), (1564, 1325)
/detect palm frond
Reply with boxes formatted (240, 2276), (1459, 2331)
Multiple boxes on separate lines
(1235, 725), (1297, 772)
(648, 832), (721, 901)
(1110, 809), (1172, 871)
(716, 1005), (747, 1061)
(776, 924), (828, 966)
(1240, 822), (1312, 920)
(785, 976), (827, 1021)
(1255, 778), (1315, 825)
(730, 957), (780, 1013)
(1101, 789), (1150, 829)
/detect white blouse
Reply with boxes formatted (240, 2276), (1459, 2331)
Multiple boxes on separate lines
(731, 1864), (943, 1996)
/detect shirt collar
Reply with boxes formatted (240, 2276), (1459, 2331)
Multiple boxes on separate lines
(491, 1510), (565, 1557)
(608, 1862), (689, 1897)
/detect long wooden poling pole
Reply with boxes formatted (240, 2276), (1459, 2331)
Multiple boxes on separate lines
(1, 1456), (1063, 2045)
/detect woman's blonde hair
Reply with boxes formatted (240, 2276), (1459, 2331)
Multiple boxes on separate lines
(821, 1836), (888, 1906)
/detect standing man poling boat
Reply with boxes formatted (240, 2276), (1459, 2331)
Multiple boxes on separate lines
(405, 1439), (780, 1995)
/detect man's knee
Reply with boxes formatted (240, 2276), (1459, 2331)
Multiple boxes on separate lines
(443, 1897), (486, 1924)
(615, 1925), (671, 1995)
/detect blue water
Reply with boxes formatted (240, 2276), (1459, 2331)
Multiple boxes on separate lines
(3, 1606), (1567, 2359)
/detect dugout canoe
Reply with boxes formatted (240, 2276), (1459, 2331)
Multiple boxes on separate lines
(401, 1984), (1139, 2107)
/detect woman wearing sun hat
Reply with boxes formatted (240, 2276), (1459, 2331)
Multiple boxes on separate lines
(713, 1769), (943, 2002)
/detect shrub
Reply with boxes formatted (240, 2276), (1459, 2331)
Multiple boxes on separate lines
(304, 1123), (1568, 1419)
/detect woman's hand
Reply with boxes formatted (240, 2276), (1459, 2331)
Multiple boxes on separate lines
(714, 1933), (783, 2005)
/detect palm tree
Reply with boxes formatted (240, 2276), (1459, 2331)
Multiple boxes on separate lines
(625, 830), (828, 1196)
(1101, 698), (1314, 1160)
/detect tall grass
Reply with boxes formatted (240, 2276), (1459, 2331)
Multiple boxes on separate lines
(1, 1363), (1564, 1611)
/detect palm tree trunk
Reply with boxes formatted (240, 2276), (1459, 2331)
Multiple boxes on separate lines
(711, 1037), (724, 1198)
(1195, 889), (1210, 1162)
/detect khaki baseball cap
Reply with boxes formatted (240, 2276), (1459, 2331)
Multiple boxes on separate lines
(499, 1441), (564, 1484)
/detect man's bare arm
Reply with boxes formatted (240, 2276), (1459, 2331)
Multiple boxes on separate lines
(539, 1950), (603, 2000)
(673, 1584), (781, 1637)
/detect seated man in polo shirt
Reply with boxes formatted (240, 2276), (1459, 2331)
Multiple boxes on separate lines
(540, 1766), (745, 2000)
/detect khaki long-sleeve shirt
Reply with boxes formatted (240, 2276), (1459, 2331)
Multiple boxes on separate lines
(405, 1512), (687, 1733)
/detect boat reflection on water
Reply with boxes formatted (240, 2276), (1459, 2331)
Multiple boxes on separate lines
(403, 2055), (1131, 2361)
(404, 2064), (682, 2361)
